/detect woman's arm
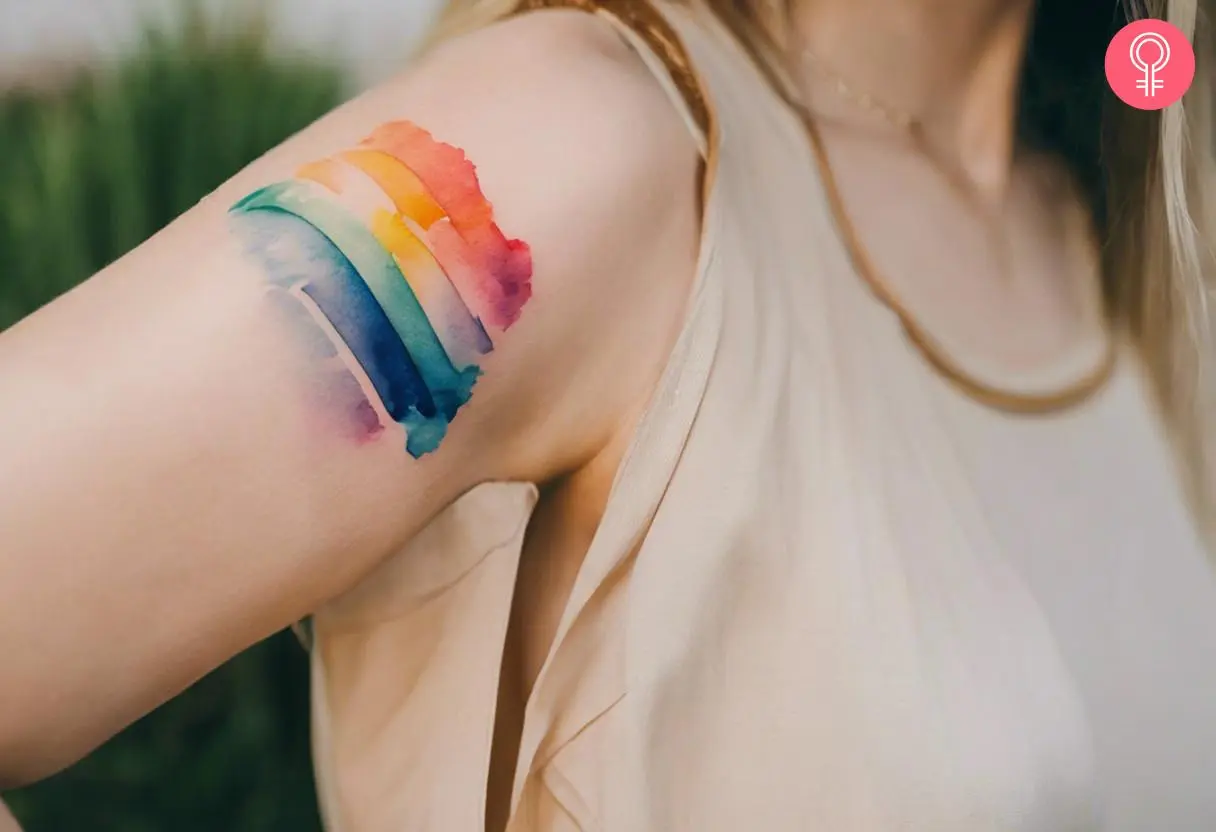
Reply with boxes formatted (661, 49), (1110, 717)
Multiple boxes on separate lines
(0, 10), (700, 785)
(0, 800), (20, 832)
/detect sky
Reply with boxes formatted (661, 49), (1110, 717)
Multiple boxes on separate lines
(0, 0), (446, 87)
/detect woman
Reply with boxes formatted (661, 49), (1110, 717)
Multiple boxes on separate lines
(2, 0), (1214, 827)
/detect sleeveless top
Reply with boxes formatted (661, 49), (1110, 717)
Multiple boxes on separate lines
(306, 2), (1216, 829)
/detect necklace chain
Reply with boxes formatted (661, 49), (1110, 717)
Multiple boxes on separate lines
(791, 46), (1116, 414)
(798, 47), (989, 211)
(800, 47), (915, 131)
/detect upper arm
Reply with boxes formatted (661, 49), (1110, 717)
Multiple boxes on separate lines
(0, 9), (701, 782)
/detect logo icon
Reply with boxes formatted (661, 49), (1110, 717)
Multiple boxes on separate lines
(1131, 31), (1170, 96)
(1106, 19), (1195, 110)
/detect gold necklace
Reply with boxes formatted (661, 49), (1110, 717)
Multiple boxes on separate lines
(796, 49), (1117, 414)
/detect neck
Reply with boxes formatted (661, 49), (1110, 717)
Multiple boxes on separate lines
(790, 0), (1035, 197)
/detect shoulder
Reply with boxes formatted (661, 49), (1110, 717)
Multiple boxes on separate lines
(389, 9), (704, 281)
(370, 10), (705, 476)
(392, 8), (702, 227)
(412, 6), (695, 127)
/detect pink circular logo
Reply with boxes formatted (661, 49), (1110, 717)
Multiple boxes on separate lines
(1106, 19), (1195, 110)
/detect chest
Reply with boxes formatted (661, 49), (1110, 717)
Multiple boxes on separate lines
(611, 324), (1216, 829)
(942, 377), (1216, 829)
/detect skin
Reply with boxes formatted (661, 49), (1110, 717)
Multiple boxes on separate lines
(795, 0), (1033, 195)
(793, 0), (1103, 379)
(0, 9), (700, 788)
(0, 0), (1099, 827)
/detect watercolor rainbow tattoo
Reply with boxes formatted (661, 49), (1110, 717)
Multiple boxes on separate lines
(229, 121), (533, 457)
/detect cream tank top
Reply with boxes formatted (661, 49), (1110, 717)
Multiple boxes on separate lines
(306, 2), (1216, 829)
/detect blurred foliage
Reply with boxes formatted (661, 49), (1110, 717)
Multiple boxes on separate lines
(8, 639), (323, 832)
(0, 7), (348, 830)
(0, 6), (345, 329)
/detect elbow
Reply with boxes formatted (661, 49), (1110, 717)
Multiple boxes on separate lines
(0, 767), (39, 794)
(0, 759), (54, 794)
(0, 725), (77, 791)
(0, 678), (109, 789)
(0, 762), (63, 794)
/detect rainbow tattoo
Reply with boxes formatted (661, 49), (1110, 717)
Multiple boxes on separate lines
(229, 121), (533, 457)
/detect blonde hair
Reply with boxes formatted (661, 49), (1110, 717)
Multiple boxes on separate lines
(428, 0), (1216, 540)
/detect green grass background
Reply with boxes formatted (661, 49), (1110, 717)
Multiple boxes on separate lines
(1, 12), (349, 831)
